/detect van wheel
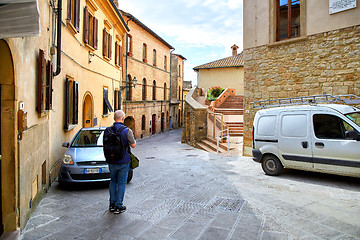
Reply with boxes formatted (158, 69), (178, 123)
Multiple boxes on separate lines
(261, 155), (283, 176)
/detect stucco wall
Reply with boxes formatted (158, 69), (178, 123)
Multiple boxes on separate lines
(197, 67), (244, 95)
(244, 0), (360, 49)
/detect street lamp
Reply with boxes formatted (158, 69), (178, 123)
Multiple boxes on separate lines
(120, 76), (137, 90)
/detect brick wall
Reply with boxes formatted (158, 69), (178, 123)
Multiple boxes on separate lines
(243, 25), (360, 156)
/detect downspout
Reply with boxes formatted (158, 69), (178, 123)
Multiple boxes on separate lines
(169, 49), (175, 124)
(54, 0), (62, 76)
(124, 16), (133, 114)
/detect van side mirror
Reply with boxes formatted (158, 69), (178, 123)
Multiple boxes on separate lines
(62, 142), (70, 148)
(345, 130), (360, 141)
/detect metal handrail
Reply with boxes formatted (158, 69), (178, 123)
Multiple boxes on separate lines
(253, 94), (360, 109)
(216, 128), (229, 153)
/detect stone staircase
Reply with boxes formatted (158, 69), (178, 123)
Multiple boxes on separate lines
(214, 95), (244, 136)
(196, 137), (231, 154)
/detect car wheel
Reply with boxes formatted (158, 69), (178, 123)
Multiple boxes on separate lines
(261, 155), (283, 176)
(127, 168), (133, 183)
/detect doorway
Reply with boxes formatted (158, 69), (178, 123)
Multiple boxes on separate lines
(161, 112), (164, 132)
(124, 116), (135, 134)
(83, 93), (93, 128)
(0, 85), (2, 236)
(152, 114), (156, 135)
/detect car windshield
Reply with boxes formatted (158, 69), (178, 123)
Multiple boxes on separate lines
(71, 130), (104, 147)
(345, 112), (360, 127)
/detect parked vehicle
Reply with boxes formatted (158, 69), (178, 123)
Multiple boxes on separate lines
(252, 95), (360, 178)
(58, 127), (133, 185)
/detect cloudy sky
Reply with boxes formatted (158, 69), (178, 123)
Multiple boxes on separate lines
(118, 0), (243, 86)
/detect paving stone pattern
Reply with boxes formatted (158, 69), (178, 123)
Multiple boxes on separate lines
(21, 130), (291, 240)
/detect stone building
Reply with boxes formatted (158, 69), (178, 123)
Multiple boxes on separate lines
(0, 0), (128, 235)
(120, 11), (185, 138)
(194, 45), (244, 96)
(242, 0), (360, 156)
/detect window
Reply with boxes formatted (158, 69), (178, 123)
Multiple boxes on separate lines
(178, 65), (181, 76)
(114, 89), (121, 110)
(83, 7), (98, 49)
(313, 114), (354, 139)
(178, 86), (181, 100)
(142, 78), (147, 100)
(143, 43), (147, 63)
(164, 83), (167, 100)
(164, 55), (167, 70)
(126, 75), (132, 101)
(115, 41), (122, 67)
(281, 114), (307, 137)
(152, 80), (156, 100)
(142, 115), (146, 130)
(103, 87), (113, 116)
(37, 49), (53, 114)
(67, 0), (80, 33)
(127, 34), (133, 56)
(103, 29), (112, 59)
(277, 0), (300, 41)
(65, 76), (79, 129)
(153, 49), (157, 66)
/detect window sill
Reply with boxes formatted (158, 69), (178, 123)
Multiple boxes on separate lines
(85, 43), (96, 51)
(66, 20), (78, 35)
(268, 36), (307, 48)
(64, 124), (77, 132)
(102, 113), (111, 118)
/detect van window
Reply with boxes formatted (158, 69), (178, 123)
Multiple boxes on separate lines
(257, 115), (276, 136)
(345, 112), (360, 127)
(281, 114), (307, 137)
(313, 114), (354, 139)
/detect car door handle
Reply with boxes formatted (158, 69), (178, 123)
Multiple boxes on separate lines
(315, 142), (324, 148)
(301, 141), (308, 149)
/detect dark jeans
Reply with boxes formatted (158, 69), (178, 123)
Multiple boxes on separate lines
(109, 163), (130, 207)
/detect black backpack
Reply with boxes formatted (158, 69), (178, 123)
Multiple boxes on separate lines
(103, 125), (127, 163)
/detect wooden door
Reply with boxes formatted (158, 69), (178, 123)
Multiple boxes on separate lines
(83, 94), (93, 128)
(152, 114), (156, 135)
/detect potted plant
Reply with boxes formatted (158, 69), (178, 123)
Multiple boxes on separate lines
(221, 135), (227, 143)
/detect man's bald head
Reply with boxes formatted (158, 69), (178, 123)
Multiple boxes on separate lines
(114, 110), (125, 122)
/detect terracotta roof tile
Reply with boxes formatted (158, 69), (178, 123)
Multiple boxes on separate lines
(193, 52), (244, 71)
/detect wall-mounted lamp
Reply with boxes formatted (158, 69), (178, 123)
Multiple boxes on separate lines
(88, 51), (95, 63)
(120, 77), (137, 90)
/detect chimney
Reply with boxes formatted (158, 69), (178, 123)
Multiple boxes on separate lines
(231, 44), (239, 56)
(113, 0), (119, 8)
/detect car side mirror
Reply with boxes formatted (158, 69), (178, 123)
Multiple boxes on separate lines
(345, 130), (360, 141)
(62, 142), (70, 148)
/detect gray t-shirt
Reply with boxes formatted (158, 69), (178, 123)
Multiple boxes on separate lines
(126, 128), (136, 145)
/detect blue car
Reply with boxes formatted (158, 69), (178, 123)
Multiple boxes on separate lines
(58, 127), (133, 185)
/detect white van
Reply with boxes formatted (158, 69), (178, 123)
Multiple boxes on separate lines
(252, 98), (360, 178)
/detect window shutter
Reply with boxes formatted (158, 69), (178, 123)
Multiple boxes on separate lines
(67, 0), (72, 21)
(37, 49), (45, 113)
(115, 42), (118, 65)
(46, 60), (53, 110)
(93, 17), (98, 49)
(118, 90), (122, 110)
(119, 45), (122, 66)
(103, 29), (107, 56)
(74, 0), (80, 32)
(108, 34), (112, 59)
(73, 81), (79, 124)
(65, 78), (70, 128)
(83, 6), (89, 44)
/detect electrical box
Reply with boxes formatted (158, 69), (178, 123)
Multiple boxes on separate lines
(18, 109), (27, 133)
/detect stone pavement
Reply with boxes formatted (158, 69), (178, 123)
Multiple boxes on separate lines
(20, 129), (360, 240)
(20, 129), (291, 240)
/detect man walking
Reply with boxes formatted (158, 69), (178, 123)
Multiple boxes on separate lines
(104, 110), (136, 214)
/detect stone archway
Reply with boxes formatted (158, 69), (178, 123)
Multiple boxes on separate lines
(83, 93), (93, 128)
(0, 40), (17, 233)
(124, 116), (135, 134)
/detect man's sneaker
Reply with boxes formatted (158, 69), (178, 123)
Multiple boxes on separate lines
(109, 204), (116, 212)
(114, 205), (126, 214)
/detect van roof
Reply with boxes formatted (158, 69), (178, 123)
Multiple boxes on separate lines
(257, 104), (360, 115)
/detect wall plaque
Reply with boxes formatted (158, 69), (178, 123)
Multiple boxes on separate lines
(329, 0), (356, 14)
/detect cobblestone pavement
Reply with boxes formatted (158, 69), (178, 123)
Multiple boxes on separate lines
(20, 130), (360, 240)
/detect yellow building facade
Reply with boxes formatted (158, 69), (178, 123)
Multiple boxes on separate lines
(0, 0), (128, 234)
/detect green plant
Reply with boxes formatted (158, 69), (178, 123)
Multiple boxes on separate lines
(206, 86), (224, 101)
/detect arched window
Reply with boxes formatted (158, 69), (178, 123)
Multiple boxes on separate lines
(142, 43), (147, 62)
(164, 55), (167, 70)
(126, 75), (132, 101)
(127, 34), (133, 56)
(163, 83), (167, 100)
(153, 49), (157, 66)
(178, 86), (181, 100)
(141, 115), (146, 130)
(142, 78), (146, 101)
(152, 80), (156, 100)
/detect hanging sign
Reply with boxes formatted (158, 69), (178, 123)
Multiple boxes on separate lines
(329, 0), (357, 14)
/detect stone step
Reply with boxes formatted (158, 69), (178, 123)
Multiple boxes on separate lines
(215, 109), (244, 115)
(196, 142), (222, 153)
(205, 137), (232, 151)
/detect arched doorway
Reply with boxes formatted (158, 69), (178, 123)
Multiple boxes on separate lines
(0, 40), (16, 234)
(152, 114), (156, 135)
(124, 116), (135, 134)
(83, 93), (93, 128)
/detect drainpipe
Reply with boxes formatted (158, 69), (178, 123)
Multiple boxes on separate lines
(169, 49), (175, 125)
(124, 16), (133, 114)
(53, 0), (62, 76)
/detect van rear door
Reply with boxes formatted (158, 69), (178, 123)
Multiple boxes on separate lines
(311, 113), (360, 177)
(278, 111), (314, 170)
